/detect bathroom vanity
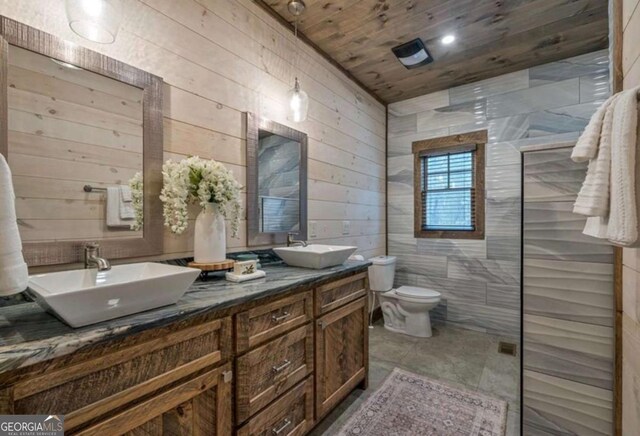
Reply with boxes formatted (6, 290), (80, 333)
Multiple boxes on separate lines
(0, 261), (370, 435)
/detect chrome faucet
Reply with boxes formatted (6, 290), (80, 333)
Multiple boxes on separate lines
(287, 232), (308, 247)
(84, 243), (111, 271)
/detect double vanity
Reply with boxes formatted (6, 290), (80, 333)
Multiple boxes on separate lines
(0, 260), (370, 435)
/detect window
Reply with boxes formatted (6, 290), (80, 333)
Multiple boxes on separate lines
(412, 131), (486, 239)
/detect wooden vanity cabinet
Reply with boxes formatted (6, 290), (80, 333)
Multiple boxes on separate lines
(315, 297), (368, 420)
(0, 268), (370, 436)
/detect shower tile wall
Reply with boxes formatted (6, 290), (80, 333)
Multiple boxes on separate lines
(387, 50), (610, 338)
(522, 147), (614, 435)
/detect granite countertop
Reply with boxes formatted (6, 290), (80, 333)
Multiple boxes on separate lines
(0, 260), (370, 375)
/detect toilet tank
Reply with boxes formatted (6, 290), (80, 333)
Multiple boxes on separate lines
(368, 256), (397, 292)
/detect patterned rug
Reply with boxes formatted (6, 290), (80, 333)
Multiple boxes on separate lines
(336, 368), (507, 436)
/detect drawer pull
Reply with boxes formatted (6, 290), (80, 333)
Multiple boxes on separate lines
(272, 418), (292, 435)
(272, 311), (291, 323)
(272, 359), (291, 373)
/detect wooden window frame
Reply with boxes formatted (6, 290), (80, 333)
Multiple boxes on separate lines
(412, 130), (487, 240)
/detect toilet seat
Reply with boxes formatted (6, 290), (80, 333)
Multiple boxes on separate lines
(396, 286), (441, 301)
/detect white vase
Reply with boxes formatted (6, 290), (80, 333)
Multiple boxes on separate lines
(194, 203), (226, 263)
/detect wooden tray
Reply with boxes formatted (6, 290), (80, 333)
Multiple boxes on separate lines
(188, 259), (235, 271)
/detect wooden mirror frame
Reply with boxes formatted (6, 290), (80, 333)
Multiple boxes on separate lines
(0, 16), (164, 266)
(246, 112), (308, 247)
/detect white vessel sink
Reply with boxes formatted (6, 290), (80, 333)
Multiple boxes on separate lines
(274, 244), (358, 269)
(27, 263), (200, 328)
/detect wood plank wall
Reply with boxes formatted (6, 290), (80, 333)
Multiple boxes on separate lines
(8, 45), (144, 242)
(620, 0), (640, 433)
(0, 0), (387, 262)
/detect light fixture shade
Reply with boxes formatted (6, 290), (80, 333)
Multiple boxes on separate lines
(65, 0), (122, 44)
(288, 77), (309, 123)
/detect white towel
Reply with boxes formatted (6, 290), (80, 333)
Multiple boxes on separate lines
(571, 94), (618, 162)
(583, 216), (609, 239)
(0, 226), (22, 255)
(0, 258), (28, 295)
(119, 186), (135, 219)
(120, 185), (133, 202)
(0, 154), (28, 295)
(572, 87), (640, 246)
(106, 187), (133, 227)
(608, 88), (638, 245)
(225, 270), (266, 283)
(573, 94), (617, 217)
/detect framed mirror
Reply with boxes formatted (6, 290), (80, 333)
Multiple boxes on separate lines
(246, 113), (308, 246)
(0, 16), (164, 266)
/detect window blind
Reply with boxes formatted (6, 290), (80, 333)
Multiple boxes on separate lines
(421, 150), (475, 231)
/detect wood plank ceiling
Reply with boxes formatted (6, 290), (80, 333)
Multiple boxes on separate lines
(259, 0), (609, 103)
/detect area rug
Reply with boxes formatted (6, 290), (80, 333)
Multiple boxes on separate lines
(336, 368), (507, 436)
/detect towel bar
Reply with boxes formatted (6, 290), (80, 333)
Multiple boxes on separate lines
(83, 185), (107, 193)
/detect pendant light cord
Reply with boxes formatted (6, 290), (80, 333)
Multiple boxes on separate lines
(293, 15), (299, 83)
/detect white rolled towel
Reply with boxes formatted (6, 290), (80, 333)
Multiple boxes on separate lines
(0, 154), (28, 295)
(0, 253), (28, 295)
(0, 226), (22, 255)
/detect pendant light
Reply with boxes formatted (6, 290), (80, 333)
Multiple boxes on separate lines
(287, 0), (309, 123)
(65, 0), (122, 44)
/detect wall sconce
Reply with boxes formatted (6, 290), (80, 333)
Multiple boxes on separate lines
(65, 0), (122, 44)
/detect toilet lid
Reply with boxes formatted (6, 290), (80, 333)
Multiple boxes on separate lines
(396, 286), (441, 299)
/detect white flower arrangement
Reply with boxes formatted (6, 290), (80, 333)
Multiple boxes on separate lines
(159, 156), (242, 237)
(128, 171), (144, 231)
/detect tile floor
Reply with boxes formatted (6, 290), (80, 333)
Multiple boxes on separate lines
(311, 320), (521, 436)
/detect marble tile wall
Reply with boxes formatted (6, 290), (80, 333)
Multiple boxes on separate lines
(387, 49), (610, 338)
(522, 147), (614, 435)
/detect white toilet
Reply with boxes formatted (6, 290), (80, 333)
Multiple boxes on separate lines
(368, 256), (441, 338)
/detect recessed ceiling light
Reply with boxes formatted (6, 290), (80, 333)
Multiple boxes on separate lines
(441, 34), (456, 45)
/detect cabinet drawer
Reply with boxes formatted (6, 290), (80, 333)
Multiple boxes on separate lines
(237, 377), (313, 436)
(13, 317), (232, 432)
(236, 291), (313, 352)
(73, 363), (232, 435)
(315, 272), (368, 315)
(236, 323), (313, 423)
